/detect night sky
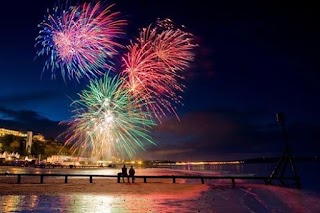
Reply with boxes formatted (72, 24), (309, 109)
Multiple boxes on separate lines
(0, 0), (319, 161)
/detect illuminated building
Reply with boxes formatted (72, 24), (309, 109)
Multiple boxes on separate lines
(0, 128), (46, 154)
(33, 133), (45, 141)
(0, 128), (27, 137)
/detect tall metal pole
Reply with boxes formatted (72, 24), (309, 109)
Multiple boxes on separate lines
(267, 112), (300, 187)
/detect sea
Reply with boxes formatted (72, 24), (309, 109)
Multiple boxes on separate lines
(0, 161), (319, 212)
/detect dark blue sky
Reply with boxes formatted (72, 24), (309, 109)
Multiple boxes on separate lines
(0, 0), (319, 161)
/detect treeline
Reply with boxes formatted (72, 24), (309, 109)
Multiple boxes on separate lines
(0, 135), (71, 158)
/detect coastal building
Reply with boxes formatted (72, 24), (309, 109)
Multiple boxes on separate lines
(0, 128), (46, 154)
(33, 133), (45, 142)
(0, 128), (46, 141)
(0, 128), (27, 137)
(0, 151), (20, 160)
(46, 155), (72, 164)
(46, 155), (87, 166)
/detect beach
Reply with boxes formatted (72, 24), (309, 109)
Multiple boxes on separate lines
(1, 176), (320, 212)
(0, 176), (209, 212)
(1, 167), (320, 212)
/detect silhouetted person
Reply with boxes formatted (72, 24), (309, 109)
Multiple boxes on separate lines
(129, 166), (135, 183)
(121, 164), (129, 183)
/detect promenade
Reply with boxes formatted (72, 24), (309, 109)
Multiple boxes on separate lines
(1, 175), (319, 212)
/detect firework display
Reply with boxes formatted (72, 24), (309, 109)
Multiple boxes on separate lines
(35, 2), (126, 81)
(122, 19), (196, 121)
(64, 73), (156, 160)
(37, 2), (197, 160)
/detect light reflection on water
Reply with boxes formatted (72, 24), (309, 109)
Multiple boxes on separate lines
(0, 193), (188, 212)
(0, 194), (118, 212)
(0, 164), (274, 176)
(0, 167), (121, 175)
(1, 162), (319, 212)
(0, 167), (199, 212)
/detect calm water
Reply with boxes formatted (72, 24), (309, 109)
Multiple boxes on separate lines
(1, 161), (319, 192)
(171, 162), (320, 193)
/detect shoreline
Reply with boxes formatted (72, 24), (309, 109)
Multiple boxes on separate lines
(1, 167), (320, 212)
(0, 176), (208, 196)
(1, 176), (320, 212)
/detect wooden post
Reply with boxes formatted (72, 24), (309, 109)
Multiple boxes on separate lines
(17, 174), (21, 184)
(144, 177), (147, 183)
(173, 177), (176, 183)
(65, 176), (68, 183)
(117, 173), (121, 183)
(201, 178), (204, 184)
(40, 175), (44, 184)
(90, 176), (93, 183)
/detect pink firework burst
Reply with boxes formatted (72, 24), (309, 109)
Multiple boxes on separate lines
(36, 1), (127, 80)
(121, 20), (197, 122)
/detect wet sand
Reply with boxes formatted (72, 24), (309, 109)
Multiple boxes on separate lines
(0, 176), (207, 196)
(1, 176), (320, 212)
(0, 176), (211, 212)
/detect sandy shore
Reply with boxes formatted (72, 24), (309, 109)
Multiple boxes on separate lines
(0, 176), (211, 212)
(0, 176), (208, 197)
(1, 176), (320, 212)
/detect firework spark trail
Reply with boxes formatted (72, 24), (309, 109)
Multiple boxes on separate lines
(122, 28), (170, 120)
(63, 73), (156, 160)
(35, 2), (126, 81)
(154, 29), (196, 72)
(122, 19), (197, 122)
